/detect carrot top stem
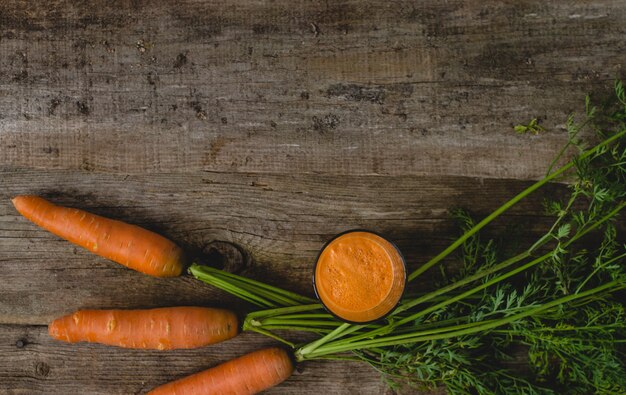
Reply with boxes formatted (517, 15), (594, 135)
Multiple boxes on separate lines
(189, 264), (317, 307)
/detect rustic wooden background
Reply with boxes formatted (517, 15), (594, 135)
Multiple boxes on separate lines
(0, 0), (624, 394)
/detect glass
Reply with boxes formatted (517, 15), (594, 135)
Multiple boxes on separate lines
(313, 230), (406, 324)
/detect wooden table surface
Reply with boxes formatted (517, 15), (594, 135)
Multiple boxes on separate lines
(1, 1), (624, 394)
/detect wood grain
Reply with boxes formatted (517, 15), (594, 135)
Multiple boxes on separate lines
(0, 170), (551, 394)
(1, 0), (624, 393)
(0, 170), (558, 326)
(0, 324), (392, 394)
(0, 1), (624, 179)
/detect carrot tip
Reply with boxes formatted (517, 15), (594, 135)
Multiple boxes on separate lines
(11, 195), (30, 212)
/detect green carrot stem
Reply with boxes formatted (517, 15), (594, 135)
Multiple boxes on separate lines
(300, 280), (625, 359)
(332, 251), (534, 347)
(210, 273), (302, 306)
(333, 200), (626, 348)
(311, 355), (362, 362)
(492, 325), (623, 334)
(261, 318), (343, 327)
(266, 198), (622, 344)
(247, 327), (295, 348)
(408, 128), (626, 283)
(407, 168), (571, 282)
(545, 118), (589, 176)
(245, 304), (324, 319)
(386, 315), (473, 333)
(395, 200), (623, 328)
(258, 325), (330, 334)
(194, 270), (276, 308)
(576, 251), (626, 293)
(327, 324), (367, 342)
(189, 264), (316, 305)
(301, 318), (498, 352)
(216, 276), (302, 306)
(297, 323), (353, 357)
(397, 251), (531, 314)
(270, 313), (335, 320)
(397, 252), (553, 327)
(208, 267), (317, 304)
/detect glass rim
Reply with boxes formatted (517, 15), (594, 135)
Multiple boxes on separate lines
(312, 229), (408, 325)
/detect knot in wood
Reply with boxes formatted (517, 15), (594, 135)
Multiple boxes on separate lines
(201, 240), (249, 274)
(35, 361), (50, 378)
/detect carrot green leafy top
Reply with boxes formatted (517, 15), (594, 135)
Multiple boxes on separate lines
(192, 80), (626, 394)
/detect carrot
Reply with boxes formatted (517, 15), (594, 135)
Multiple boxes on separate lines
(12, 195), (185, 277)
(148, 347), (294, 395)
(49, 307), (238, 350)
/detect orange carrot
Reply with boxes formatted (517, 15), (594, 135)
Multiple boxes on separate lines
(49, 307), (238, 350)
(12, 195), (185, 277)
(148, 347), (294, 395)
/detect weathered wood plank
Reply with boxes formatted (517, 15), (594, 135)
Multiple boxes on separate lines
(0, 170), (561, 394)
(1, 0), (624, 393)
(0, 0), (624, 179)
(0, 170), (559, 326)
(0, 324), (394, 394)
